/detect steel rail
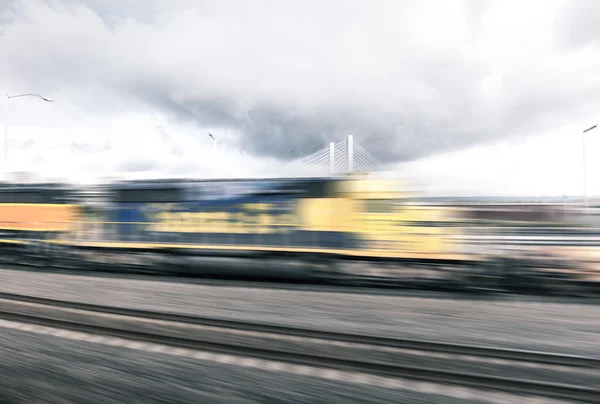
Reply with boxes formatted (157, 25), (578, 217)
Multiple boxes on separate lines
(0, 291), (598, 368)
(0, 293), (598, 401)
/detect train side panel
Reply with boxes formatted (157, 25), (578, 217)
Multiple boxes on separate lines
(86, 176), (467, 265)
(103, 179), (359, 251)
(0, 204), (78, 232)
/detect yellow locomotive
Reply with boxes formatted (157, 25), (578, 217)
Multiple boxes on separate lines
(63, 173), (464, 263)
(0, 173), (596, 293)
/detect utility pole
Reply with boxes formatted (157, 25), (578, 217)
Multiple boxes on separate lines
(208, 132), (217, 150)
(583, 125), (597, 207)
(4, 93), (53, 179)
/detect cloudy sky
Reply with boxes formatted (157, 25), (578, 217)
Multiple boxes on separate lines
(1, 0), (600, 196)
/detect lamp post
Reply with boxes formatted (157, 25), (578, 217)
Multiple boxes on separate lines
(208, 132), (217, 150)
(582, 124), (597, 207)
(4, 93), (53, 178)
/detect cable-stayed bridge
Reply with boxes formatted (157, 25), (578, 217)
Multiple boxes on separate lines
(278, 135), (387, 178)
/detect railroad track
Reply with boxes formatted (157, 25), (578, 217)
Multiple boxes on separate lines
(0, 293), (598, 402)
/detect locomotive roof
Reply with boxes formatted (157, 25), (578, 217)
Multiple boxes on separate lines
(107, 176), (338, 189)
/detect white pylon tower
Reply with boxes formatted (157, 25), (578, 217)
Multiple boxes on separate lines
(347, 134), (354, 173)
(329, 142), (335, 176)
(278, 134), (386, 178)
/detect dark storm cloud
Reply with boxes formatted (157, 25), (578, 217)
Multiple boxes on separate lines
(240, 106), (337, 159)
(2, 0), (600, 165)
(127, 50), (493, 162)
(129, 60), (600, 163)
(140, 89), (461, 162)
(131, 54), (491, 162)
(135, 86), (239, 129)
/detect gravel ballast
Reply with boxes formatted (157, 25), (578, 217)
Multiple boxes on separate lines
(0, 268), (598, 356)
(0, 326), (540, 404)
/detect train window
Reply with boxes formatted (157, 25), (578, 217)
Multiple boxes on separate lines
(115, 188), (182, 203)
(299, 180), (336, 198)
(0, 191), (36, 203)
(0, 189), (70, 203)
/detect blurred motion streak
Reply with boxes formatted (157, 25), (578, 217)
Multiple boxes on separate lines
(0, 172), (600, 294)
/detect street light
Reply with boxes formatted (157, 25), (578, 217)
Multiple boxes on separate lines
(4, 93), (53, 177)
(582, 124), (597, 207)
(208, 132), (217, 150)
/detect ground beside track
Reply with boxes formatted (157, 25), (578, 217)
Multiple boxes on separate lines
(0, 268), (598, 356)
(5, 262), (600, 305)
(0, 326), (569, 404)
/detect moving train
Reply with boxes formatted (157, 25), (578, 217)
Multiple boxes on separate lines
(0, 173), (599, 294)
